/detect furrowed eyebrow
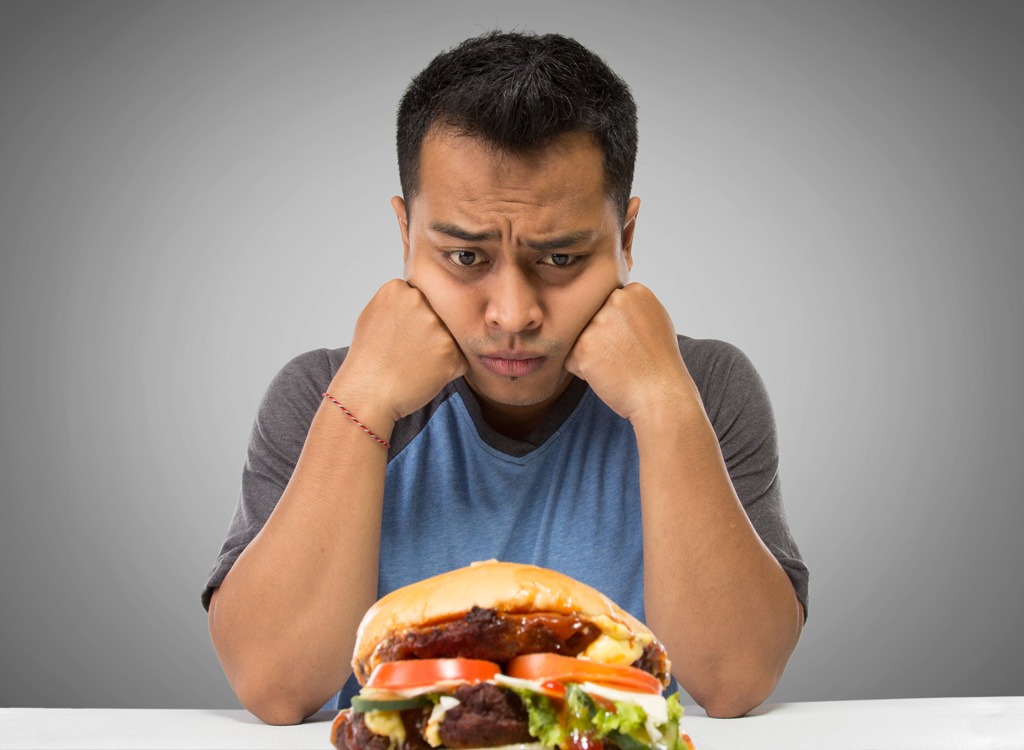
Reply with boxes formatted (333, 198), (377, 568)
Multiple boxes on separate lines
(524, 231), (595, 251)
(429, 222), (595, 251)
(429, 222), (500, 243)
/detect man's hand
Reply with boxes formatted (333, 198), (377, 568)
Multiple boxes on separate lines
(337, 279), (468, 423)
(564, 283), (695, 421)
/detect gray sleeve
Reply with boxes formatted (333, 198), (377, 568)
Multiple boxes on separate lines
(680, 337), (809, 620)
(200, 348), (341, 611)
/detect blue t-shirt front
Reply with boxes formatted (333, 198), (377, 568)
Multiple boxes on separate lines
(380, 381), (643, 613)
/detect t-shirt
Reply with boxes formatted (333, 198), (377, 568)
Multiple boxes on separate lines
(202, 335), (808, 709)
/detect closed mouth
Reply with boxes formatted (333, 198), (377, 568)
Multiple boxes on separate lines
(477, 355), (546, 377)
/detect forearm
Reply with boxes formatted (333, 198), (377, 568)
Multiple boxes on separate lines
(634, 392), (802, 718)
(208, 373), (393, 725)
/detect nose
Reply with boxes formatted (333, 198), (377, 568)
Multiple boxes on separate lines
(484, 267), (542, 334)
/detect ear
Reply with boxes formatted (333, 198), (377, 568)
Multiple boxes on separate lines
(620, 196), (641, 272)
(391, 195), (411, 263)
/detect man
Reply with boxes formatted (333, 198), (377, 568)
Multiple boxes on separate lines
(203, 31), (808, 726)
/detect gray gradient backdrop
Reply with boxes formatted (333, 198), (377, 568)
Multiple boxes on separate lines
(1, 1), (1022, 710)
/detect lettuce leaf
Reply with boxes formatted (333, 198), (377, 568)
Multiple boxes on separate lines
(511, 684), (689, 750)
(666, 693), (684, 724)
(592, 700), (646, 735)
(566, 685), (654, 748)
(509, 687), (568, 748)
(662, 693), (688, 750)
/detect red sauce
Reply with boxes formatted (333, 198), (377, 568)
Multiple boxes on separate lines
(568, 729), (604, 750)
(509, 612), (587, 643)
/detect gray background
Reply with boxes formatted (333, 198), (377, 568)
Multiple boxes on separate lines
(1, 0), (1021, 710)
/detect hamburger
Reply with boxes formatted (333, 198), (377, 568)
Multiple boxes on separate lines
(331, 560), (695, 750)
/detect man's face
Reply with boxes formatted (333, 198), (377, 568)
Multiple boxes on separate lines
(393, 128), (640, 413)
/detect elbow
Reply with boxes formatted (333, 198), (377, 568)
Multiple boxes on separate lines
(700, 603), (803, 718)
(223, 650), (330, 725)
(260, 709), (308, 727)
(690, 666), (781, 719)
(222, 667), (331, 726)
(208, 596), (318, 726)
(242, 693), (310, 726)
(700, 693), (763, 719)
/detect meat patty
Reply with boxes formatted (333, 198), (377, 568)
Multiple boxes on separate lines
(333, 712), (390, 750)
(333, 684), (533, 750)
(634, 640), (670, 687)
(333, 708), (433, 750)
(438, 683), (533, 748)
(374, 606), (602, 665)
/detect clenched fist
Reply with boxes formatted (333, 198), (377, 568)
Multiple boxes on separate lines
(564, 283), (698, 422)
(333, 279), (468, 424)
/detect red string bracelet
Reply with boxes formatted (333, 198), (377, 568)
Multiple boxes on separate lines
(321, 392), (391, 449)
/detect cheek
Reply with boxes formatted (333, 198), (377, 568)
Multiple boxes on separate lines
(432, 290), (476, 337)
(554, 274), (620, 332)
(406, 260), (478, 334)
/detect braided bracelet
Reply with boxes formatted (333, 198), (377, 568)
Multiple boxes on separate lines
(321, 392), (391, 449)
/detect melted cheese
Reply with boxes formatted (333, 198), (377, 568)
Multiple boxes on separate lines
(581, 614), (650, 666)
(583, 633), (644, 666)
(362, 710), (406, 745)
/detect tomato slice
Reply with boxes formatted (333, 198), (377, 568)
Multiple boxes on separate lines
(366, 658), (501, 690)
(539, 680), (567, 700)
(507, 653), (662, 694)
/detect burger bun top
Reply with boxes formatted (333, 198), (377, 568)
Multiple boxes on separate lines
(352, 560), (666, 684)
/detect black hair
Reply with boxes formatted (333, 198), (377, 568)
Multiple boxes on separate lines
(396, 31), (638, 220)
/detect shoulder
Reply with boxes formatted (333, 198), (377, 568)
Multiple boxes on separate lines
(676, 335), (774, 430)
(272, 346), (347, 384)
(263, 347), (348, 397)
(677, 334), (748, 367)
(253, 347), (349, 427)
(677, 335), (762, 392)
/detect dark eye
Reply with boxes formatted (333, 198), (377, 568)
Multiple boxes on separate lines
(448, 250), (483, 267)
(542, 253), (574, 267)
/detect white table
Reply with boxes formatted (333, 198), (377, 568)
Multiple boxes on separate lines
(2, 697), (1022, 749)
